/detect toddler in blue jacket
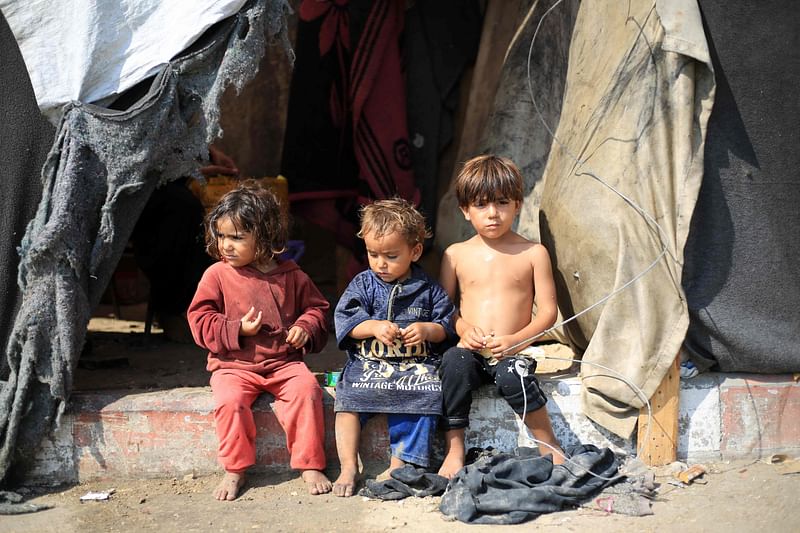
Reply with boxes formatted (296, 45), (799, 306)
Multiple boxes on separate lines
(332, 198), (455, 497)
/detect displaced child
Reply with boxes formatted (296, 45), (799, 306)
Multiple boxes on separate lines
(438, 155), (565, 478)
(333, 198), (456, 497)
(187, 181), (332, 500)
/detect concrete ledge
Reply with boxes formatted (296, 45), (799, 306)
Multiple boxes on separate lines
(28, 372), (800, 484)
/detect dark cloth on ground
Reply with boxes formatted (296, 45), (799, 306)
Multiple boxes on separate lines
(359, 464), (448, 500)
(439, 347), (547, 431)
(439, 445), (620, 525)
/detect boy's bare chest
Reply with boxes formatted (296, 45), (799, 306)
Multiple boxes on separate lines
(458, 260), (532, 292)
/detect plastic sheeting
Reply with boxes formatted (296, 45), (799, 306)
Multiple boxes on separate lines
(0, 0), (249, 121)
(0, 0), (290, 483)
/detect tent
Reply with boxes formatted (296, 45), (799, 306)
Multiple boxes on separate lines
(1, 0), (798, 484)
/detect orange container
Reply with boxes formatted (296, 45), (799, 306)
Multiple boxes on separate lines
(189, 175), (289, 218)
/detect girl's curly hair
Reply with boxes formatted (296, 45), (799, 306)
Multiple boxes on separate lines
(204, 180), (287, 263)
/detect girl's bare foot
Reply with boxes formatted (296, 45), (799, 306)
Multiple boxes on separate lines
(333, 464), (359, 497)
(301, 469), (333, 495)
(214, 471), (245, 501)
(301, 470), (333, 496)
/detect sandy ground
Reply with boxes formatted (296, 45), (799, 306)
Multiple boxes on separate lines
(3, 316), (798, 532)
(3, 458), (799, 533)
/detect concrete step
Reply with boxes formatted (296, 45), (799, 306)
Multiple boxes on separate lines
(29, 372), (800, 484)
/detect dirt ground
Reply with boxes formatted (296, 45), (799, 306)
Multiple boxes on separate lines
(3, 316), (799, 532)
(3, 458), (799, 533)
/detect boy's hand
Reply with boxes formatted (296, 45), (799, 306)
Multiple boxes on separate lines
(460, 326), (489, 351)
(399, 323), (427, 346)
(486, 334), (523, 358)
(285, 326), (309, 348)
(374, 320), (400, 346)
(239, 306), (263, 336)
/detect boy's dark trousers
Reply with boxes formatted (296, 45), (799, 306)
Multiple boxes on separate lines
(439, 347), (547, 431)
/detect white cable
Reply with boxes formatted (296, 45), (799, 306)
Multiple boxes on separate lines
(512, 354), (650, 482)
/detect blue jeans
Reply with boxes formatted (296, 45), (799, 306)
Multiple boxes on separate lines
(360, 413), (437, 467)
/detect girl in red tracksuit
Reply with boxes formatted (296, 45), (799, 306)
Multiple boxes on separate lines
(188, 181), (331, 500)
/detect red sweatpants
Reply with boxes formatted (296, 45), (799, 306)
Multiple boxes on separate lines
(210, 362), (326, 473)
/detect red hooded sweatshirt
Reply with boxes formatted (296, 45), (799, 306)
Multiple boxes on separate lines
(187, 260), (329, 375)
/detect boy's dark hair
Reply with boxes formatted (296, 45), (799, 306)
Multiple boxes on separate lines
(204, 180), (287, 263)
(357, 197), (431, 246)
(454, 155), (525, 208)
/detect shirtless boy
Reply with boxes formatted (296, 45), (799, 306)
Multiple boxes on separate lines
(437, 155), (565, 478)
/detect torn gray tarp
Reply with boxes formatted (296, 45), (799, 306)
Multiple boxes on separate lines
(0, 0), (251, 122)
(0, 0), (291, 484)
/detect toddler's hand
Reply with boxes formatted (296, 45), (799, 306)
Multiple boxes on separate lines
(374, 321), (400, 346)
(239, 306), (263, 336)
(399, 323), (426, 346)
(285, 326), (309, 349)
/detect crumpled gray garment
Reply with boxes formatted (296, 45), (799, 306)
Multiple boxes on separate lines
(0, 0), (291, 484)
(439, 445), (619, 525)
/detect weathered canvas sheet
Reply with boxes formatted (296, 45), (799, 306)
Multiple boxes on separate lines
(538, 0), (714, 436)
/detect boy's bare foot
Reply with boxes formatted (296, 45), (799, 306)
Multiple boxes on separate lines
(437, 453), (465, 479)
(550, 447), (567, 466)
(214, 471), (245, 501)
(301, 469), (333, 495)
(333, 464), (359, 497)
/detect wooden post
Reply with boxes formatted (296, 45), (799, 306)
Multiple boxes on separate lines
(637, 354), (680, 466)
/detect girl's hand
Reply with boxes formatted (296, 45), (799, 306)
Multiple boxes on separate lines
(285, 326), (309, 348)
(374, 320), (400, 346)
(239, 306), (263, 336)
